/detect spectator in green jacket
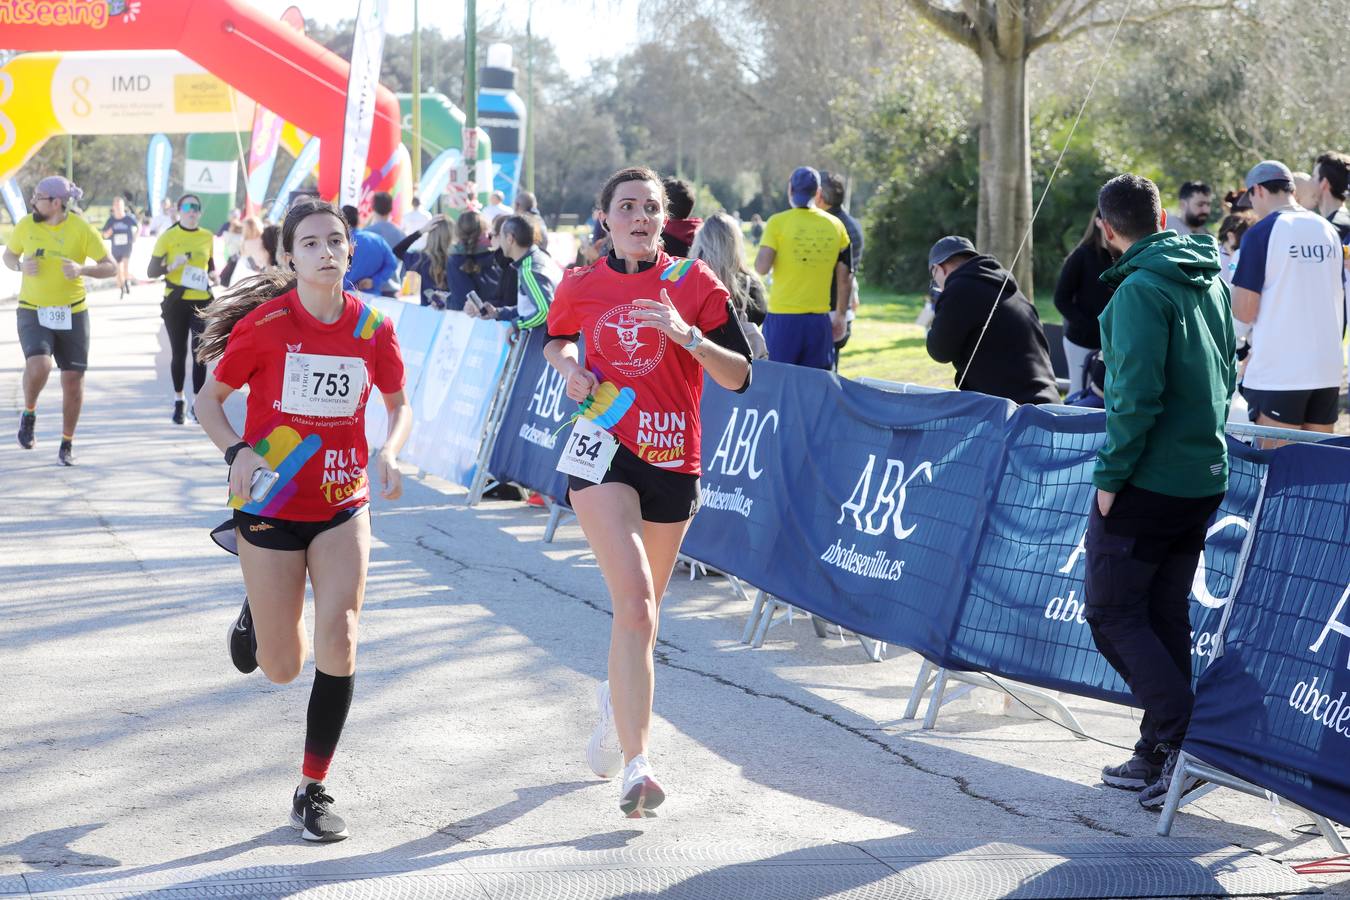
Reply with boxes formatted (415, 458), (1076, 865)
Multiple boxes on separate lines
(1085, 173), (1236, 812)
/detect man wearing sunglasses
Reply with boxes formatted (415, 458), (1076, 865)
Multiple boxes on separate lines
(3, 175), (115, 465)
(149, 193), (216, 424)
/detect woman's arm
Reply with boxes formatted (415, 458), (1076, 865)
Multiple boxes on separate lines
(373, 389), (412, 500)
(195, 373), (269, 502)
(544, 337), (599, 402)
(630, 289), (750, 392)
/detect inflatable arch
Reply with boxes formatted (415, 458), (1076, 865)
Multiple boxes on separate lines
(0, 0), (403, 210)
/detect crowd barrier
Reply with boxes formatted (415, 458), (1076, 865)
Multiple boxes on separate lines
(383, 341), (1347, 846)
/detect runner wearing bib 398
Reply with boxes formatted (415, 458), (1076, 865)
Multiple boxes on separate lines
(149, 193), (216, 424)
(194, 198), (411, 844)
(544, 167), (752, 818)
(2, 175), (115, 465)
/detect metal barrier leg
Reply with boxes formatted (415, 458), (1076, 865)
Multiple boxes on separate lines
(858, 636), (887, 663)
(726, 575), (752, 606)
(980, 675), (1088, 740)
(903, 660), (936, 720)
(1313, 814), (1349, 854)
(542, 503), (572, 543)
(750, 597), (783, 648)
(922, 668), (951, 730)
(740, 590), (768, 645)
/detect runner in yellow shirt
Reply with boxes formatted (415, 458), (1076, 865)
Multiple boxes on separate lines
(148, 194), (216, 423)
(2, 176), (115, 465)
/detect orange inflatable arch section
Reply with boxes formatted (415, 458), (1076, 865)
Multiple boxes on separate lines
(0, 0), (401, 204)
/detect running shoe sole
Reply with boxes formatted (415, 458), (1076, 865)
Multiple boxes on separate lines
(1101, 772), (1151, 791)
(620, 776), (665, 819)
(289, 808), (349, 843)
(587, 682), (623, 779)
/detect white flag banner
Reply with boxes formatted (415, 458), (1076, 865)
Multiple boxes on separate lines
(339, 0), (388, 210)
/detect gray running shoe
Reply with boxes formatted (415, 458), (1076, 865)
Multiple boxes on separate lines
(17, 411), (35, 449)
(1139, 748), (1205, 810)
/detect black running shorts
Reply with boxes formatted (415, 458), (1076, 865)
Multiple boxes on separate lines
(567, 443), (701, 524)
(17, 307), (91, 371)
(1241, 386), (1339, 427)
(234, 505), (367, 552)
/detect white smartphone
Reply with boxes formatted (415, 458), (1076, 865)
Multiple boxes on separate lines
(249, 468), (279, 502)
(463, 290), (483, 317)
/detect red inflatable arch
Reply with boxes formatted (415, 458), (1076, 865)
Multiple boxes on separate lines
(0, 0), (401, 204)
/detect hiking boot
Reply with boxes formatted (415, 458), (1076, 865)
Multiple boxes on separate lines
(1139, 747), (1205, 810)
(1101, 753), (1163, 791)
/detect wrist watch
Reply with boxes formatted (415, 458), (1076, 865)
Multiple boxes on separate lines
(224, 441), (251, 466)
(682, 326), (704, 352)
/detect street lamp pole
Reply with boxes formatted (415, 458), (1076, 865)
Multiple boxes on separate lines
(411, 0), (422, 188)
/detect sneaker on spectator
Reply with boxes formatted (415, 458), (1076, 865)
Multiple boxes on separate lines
(1101, 753), (1163, 791)
(1139, 747), (1204, 810)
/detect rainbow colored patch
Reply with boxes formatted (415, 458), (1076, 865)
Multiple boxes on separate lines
(660, 259), (695, 283)
(230, 423), (323, 516)
(352, 303), (385, 341)
(582, 382), (636, 430)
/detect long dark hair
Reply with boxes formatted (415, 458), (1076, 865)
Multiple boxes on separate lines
(196, 198), (351, 363)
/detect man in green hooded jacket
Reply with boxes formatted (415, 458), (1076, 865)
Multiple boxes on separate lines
(1085, 174), (1236, 811)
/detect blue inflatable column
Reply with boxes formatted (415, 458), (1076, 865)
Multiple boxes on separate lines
(477, 42), (526, 204)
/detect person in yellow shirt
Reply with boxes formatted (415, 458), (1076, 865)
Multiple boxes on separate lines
(3, 176), (115, 465)
(753, 166), (851, 370)
(149, 193), (216, 424)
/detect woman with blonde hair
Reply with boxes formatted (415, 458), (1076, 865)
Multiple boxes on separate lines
(691, 213), (768, 357)
(393, 213), (455, 308)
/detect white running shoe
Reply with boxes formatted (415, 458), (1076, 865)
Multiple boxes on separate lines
(586, 680), (624, 779)
(619, 754), (665, 818)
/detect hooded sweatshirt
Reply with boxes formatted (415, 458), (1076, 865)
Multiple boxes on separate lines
(926, 254), (1060, 405)
(661, 217), (703, 257)
(1093, 231), (1235, 498)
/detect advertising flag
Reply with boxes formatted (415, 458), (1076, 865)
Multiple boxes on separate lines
(339, 0), (389, 210)
(145, 133), (172, 214)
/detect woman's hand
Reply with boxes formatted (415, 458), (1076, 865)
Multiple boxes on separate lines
(563, 361), (599, 402)
(423, 214), (448, 235)
(229, 448), (268, 501)
(630, 288), (692, 344)
(376, 449), (403, 500)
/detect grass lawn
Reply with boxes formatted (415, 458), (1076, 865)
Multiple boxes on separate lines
(838, 281), (1062, 388)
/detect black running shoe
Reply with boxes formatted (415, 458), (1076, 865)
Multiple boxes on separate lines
(57, 439), (75, 466)
(17, 412), (35, 449)
(227, 596), (258, 674)
(172, 399), (186, 425)
(291, 783), (349, 842)
(1101, 753), (1163, 791)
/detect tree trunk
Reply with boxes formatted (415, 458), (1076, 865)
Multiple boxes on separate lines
(977, 44), (1035, 298)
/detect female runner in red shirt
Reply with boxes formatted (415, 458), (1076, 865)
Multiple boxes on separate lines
(194, 198), (411, 843)
(544, 167), (752, 817)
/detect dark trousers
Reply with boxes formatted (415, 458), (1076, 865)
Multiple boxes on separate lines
(162, 299), (208, 395)
(1083, 483), (1223, 760)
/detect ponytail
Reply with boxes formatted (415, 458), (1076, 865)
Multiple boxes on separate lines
(196, 272), (296, 363)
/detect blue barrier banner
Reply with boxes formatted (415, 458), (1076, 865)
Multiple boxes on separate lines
(486, 326), (576, 500)
(948, 403), (1270, 703)
(683, 362), (1009, 657)
(392, 302), (443, 400)
(1187, 442), (1350, 827)
(402, 311), (511, 486)
(364, 296), (408, 453)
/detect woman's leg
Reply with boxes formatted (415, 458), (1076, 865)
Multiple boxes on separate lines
(237, 538), (308, 684)
(571, 483), (657, 763)
(643, 519), (693, 641)
(298, 510), (370, 789)
(188, 304), (209, 397)
(162, 301), (189, 395)
(1064, 337), (1091, 396)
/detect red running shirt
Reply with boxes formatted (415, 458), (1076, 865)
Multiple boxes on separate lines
(547, 252), (730, 475)
(214, 289), (405, 521)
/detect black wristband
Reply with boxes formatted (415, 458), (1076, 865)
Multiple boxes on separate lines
(224, 441), (250, 466)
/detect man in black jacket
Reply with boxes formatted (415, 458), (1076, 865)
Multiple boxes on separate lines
(925, 236), (1059, 405)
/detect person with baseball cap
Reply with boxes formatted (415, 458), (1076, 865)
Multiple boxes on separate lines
(924, 235), (1059, 404)
(1231, 160), (1345, 438)
(2, 176), (115, 464)
(753, 166), (851, 369)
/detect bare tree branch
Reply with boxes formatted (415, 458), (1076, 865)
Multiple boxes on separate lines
(906, 0), (979, 50)
(1029, 0), (1237, 51)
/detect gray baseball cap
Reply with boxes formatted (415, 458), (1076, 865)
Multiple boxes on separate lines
(1244, 160), (1293, 188)
(928, 235), (977, 268)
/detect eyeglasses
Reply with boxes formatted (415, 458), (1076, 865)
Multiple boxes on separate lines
(180, 203), (202, 212)
(31, 195), (53, 203)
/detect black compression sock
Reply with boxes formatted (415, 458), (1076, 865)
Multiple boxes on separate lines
(301, 669), (355, 782)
